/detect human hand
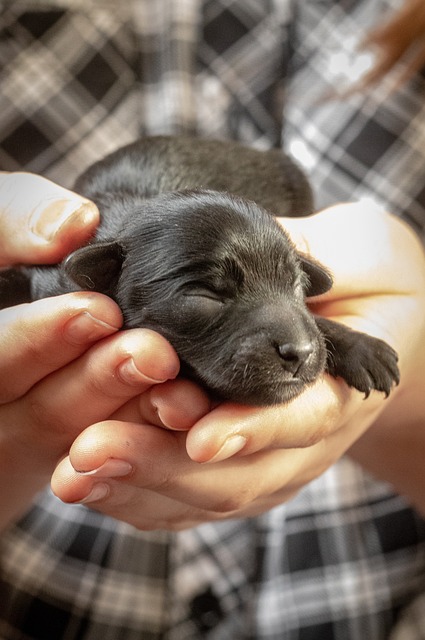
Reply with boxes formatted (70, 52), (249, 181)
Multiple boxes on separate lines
(0, 173), (181, 529)
(0, 171), (100, 265)
(362, 0), (425, 89)
(51, 203), (425, 529)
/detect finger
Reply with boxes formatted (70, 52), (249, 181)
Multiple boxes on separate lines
(139, 378), (212, 430)
(80, 378), (379, 475)
(52, 420), (242, 516)
(52, 455), (211, 531)
(186, 376), (385, 463)
(0, 172), (99, 266)
(4, 329), (180, 462)
(52, 420), (322, 517)
(0, 292), (123, 403)
(61, 397), (381, 520)
(104, 378), (212, 429)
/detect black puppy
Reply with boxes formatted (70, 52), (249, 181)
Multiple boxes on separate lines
(0, 136), (399, 405)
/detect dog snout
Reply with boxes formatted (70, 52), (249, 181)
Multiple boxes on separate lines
(277, 340), (315, 376)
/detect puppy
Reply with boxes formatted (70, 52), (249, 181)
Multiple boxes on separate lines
(0, 136), (399, 405)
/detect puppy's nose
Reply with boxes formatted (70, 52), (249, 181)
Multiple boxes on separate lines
(277, 341), (314, 375)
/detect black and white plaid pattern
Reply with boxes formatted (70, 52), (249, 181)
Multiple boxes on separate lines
(1, 1), (425, 638)
(283, 0), (425, 242)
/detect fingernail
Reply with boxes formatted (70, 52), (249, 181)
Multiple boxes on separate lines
(117, 357), (168, 386)
(31, 200), (98, 242)
(64, 311), (119, 345)
(79, 483), (109, 504)
(153, 408), (186, 431)
(206, 435), (247, 463)
(78, 459), (133, 478)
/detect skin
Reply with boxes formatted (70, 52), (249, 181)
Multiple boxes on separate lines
(362, 0), (425, 88)
(1, 172), (425, 532)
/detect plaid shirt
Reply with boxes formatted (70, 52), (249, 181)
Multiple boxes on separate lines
(1, 1), (425, 638)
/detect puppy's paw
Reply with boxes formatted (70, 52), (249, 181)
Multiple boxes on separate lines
(329, 334), (399, 397)
(315, 317), (400, 397)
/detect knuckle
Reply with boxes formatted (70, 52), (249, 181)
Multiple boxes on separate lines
(82, 363), (132, 402)
(139, 462), (175, 493)
(25, 394), (71, 440)
(83, 368), (113, 398)
(27, 396), (56, 430)
(4, 317), (64, 373)
(24, 333), (63, 370)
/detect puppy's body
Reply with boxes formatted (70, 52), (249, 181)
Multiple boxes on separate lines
(0, 136), (399, 405)
(74, 135), (314, 220)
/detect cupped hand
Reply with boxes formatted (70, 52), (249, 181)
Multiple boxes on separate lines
(0, 173), (182, 529)
(51, 203), (425, 529)
(0, 293), (184, 527)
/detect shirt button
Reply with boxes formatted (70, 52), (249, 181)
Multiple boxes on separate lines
(190, 587), (224, 632)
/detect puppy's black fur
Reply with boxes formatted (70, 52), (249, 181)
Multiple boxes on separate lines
(0, 136), (399, 405)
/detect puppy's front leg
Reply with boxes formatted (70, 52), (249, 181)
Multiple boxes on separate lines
(0, 263), (74, 309)
(0, 268), (32, 308)
(314, 316), (400, 397)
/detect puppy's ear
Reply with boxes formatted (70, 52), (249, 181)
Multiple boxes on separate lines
(64, 241), (125, 296)
(299, 254), (333, 297)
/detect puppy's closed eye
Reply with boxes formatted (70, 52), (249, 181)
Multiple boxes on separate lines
(179, 258), (244, 317)
(184, 288), (226, 306)
(181, 288), (226, 322)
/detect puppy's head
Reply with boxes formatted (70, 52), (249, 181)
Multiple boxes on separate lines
(65, 190), (332, 405)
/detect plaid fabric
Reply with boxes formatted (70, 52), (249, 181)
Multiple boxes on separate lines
(283, 0), (425, 242)
(0, 0), (289, 182)
(1, 1), (425, 638)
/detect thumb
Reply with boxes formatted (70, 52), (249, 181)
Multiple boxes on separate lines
(0, 172), (99, 266)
